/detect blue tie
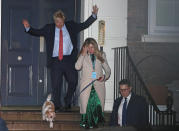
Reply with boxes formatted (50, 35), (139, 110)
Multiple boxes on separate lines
(122, 98), (127, 126)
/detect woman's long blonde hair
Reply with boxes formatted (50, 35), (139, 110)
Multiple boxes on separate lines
(79, 38), (104, 63)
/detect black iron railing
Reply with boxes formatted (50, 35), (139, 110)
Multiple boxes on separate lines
(113, 46), (176, 126)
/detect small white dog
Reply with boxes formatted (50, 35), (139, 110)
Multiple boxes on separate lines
(42, 94), (56, 128)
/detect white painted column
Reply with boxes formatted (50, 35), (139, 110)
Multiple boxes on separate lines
(81, 0), (128, 111)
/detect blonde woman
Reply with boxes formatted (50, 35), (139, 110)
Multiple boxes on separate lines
(75, 38), (111, 128)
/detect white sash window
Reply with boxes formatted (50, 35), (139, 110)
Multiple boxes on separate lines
(142, 0), (179, 42)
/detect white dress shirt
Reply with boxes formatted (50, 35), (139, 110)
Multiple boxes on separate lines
(52, 25), (73, 57)
(118, 93), (132, 126)
(25, 24), (73, 57)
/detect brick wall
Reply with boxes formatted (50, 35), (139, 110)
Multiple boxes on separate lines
(127, 0), (148, 42)
(127, 0), (179, 108)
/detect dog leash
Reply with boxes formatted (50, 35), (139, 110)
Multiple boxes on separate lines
(79, 79), (98, 95)
(79, 76), (105, 95)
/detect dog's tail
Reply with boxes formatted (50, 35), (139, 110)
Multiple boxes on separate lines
(47, 94), (52, 101)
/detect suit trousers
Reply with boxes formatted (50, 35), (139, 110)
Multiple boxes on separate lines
(50, 56), (78, 108)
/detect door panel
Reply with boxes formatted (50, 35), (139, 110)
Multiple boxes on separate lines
(1, 0), (79, 106)
(1, 0), (39, 106)
(9, 8), (32, 51)
(7, 65), (33, 105)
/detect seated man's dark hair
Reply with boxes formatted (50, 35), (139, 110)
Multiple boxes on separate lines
(119, 79), (131, 87)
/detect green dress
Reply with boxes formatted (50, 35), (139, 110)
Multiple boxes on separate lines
(80, 54), (105, 129)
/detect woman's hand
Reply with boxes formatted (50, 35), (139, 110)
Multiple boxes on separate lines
(98, 75), (105, 82)
(82, 46), (88, 56)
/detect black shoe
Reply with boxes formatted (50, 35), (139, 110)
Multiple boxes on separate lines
(64, 97), (71, 112)
(64, 104), (71, 112)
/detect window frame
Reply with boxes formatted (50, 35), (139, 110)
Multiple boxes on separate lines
(148, 0), (179, 35)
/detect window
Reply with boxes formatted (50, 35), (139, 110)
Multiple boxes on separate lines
(142, 0), (179, 42)
(149, 0), (179, 35)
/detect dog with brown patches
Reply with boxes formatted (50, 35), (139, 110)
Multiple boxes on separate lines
(42, 94), (56, 128)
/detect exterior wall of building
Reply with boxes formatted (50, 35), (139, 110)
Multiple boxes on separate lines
(127, 0), (148, 42)
(127, 0), (179, 121)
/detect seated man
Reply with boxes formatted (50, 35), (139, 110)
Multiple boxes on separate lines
(110, 79), (149, 127)
(0, 118), (8, 131)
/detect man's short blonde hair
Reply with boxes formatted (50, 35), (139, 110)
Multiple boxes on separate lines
(53, 10), (65, 21)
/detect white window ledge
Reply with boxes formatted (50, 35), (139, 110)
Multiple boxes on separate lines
(142, 35), (179, 43)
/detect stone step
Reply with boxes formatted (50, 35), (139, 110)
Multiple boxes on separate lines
(1, 111), (81, 122)
(7, 120), (81, 131)
(1, 110), (111, 131)
(7, 120), (110, 131)
(1, 111), (111, 122)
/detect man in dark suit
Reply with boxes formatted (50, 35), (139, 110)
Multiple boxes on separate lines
(0, 118), (8, 131)
(110, 79), (148, 127)
(22, 5), (98, 112)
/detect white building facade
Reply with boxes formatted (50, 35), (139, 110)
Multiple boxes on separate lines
(81, 0), (128, 111)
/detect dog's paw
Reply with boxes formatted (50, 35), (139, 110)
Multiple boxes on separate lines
(42, 115), (45, 120)
(50, 121), (53, 128)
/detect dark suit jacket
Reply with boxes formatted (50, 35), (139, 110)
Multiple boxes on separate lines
(110, 93), (149, 127)
(27, 15), (97, 67)
(0, 118), (8, 131)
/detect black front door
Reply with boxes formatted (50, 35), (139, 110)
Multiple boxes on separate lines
(1, 0), (79, 106)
